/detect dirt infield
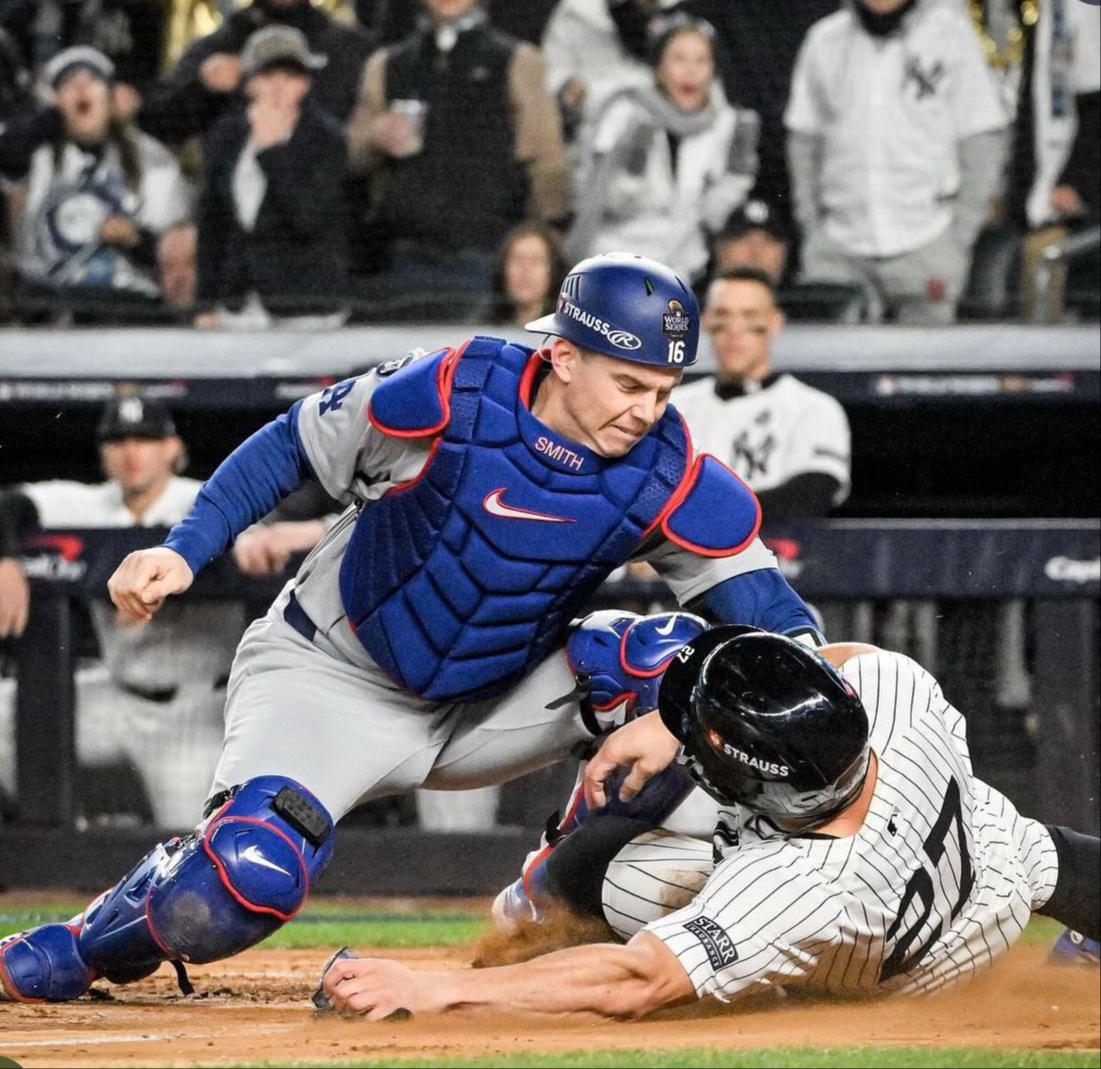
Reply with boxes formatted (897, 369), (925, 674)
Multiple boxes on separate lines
(2, 941), (1098, 1068)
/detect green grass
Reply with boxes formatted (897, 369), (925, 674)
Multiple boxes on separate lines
(0, 905), (1064, 952)
(0, 899), (487, 950)
(223, 1049), (1100, 1069)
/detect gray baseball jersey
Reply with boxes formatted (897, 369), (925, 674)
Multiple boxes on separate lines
(602, 651), (1058, 999)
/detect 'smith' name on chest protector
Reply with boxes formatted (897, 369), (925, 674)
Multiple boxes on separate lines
(338, 337), (690, 703)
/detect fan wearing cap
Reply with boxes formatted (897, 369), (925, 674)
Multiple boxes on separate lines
(320, 628), (1099, 1017)
(712, 200), (792, 286)
(0, 46), (192, 319)
(0, 397), (246, 827)
(193, 26), (350, 327)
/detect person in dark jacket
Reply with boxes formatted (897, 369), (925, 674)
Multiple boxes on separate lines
(137, 0), (374, 146)
(347, 0), (567, 320)
(194, 26), (349, 328)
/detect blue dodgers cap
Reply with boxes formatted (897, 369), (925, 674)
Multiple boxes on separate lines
(526, 252), (700, 368)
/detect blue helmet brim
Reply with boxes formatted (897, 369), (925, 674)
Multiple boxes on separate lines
(524, 313), (560, 338)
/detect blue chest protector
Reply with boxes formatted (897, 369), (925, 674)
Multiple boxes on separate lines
(338, 337), (698, 703)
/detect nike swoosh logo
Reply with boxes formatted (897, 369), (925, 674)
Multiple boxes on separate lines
(655, 615), (679, 636)
(241, 844), (292, 877)
(483, 488), (575, 524)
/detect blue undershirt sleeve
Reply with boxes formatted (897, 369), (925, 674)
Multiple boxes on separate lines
(701, 570), (824, 643)
(164, 400), (315, 576)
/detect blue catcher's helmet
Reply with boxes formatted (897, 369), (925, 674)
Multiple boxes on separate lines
(526, 253), (700, 368)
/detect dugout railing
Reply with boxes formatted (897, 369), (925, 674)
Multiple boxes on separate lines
(0, 520), (1096, 894)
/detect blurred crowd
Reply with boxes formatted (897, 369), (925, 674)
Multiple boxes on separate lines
(0, 0), (1097, 327)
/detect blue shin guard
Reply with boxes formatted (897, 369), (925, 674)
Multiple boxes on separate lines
(0, 777), (333, 1002)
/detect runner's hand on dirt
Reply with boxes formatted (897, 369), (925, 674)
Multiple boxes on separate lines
(323, 957), (439, 1019)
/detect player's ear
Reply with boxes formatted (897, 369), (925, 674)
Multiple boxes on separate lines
(547, 338), (579, 384)
(168, 435), (188, 475)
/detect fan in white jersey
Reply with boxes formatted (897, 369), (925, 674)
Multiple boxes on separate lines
(0, 397), (246, 826)
(676, 267), (850, 521)
(320, 628), (1098, 1019)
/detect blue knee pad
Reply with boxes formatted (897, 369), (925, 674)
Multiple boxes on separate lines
(82, 777), (334, 973)
(0, 777), (333, 1002)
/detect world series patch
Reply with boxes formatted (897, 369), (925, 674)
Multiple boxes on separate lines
(663, 299), (691, 339)
(684, 916), (739, 970)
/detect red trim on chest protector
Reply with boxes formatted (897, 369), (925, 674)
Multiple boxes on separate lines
(642, 409), (695, 539)
(366, 341), (466, 438)
(649, 452), (761, 558)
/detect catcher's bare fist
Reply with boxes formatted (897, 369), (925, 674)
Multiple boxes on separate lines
(108, 546), (194, 623)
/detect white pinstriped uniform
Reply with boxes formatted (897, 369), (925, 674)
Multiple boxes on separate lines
(602, 650), (1059, 1000)
(0, 478), (246, 827)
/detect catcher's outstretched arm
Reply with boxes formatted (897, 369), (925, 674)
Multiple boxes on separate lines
(164, 401), (315, 577)
(321, 933), (693, 1020)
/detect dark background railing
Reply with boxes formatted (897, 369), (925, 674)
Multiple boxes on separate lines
(1, 522), (1095, 893)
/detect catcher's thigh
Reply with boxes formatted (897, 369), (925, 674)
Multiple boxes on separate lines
(423, 650), (592, 790)
(602, 829), (713, 942)
(213, 610), (452, 821)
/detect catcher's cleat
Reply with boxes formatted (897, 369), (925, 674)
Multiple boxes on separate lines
(0, 923), (97, 1002)
(1048, 927), (1100, 967)
(490, 878), (542, 936)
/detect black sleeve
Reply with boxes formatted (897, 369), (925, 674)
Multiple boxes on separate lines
(0, 489), (41, 558)
(1057, 90), (1100, 213)
(130, 227), (160, 270)
(0, 106), (63, 181)
(195, 124), (233, 307)
(254, 115), (347, 238)
(135, 37), (236, 146)
(754, 472), (841, 521)
(608, 0), (659, 61)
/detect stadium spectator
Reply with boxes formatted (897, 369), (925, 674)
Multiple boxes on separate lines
(0, 28), (32, 322)
(347, 0), (568, 321)
(786, 0), (1008, 324)
(567, 15), (757, 283)
(541, 0), (681, 144)
(477, 223), (566, 328)
(357, 0), (560, 46)
(674, 267), (850, 521)
(136, 0), (374, 146)
(712, 201), (866, 323)
(0, 397), (246, 828)
(193, 26), (350, 329)
(0, 0), (168, 96)
(711, 200), (791, 285)
(1005, 0), (1099, 319)
(677, 0), (839, 234)
(0, 47), (192, 324)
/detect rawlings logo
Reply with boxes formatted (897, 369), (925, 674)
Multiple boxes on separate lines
(557, 298), (642, 351)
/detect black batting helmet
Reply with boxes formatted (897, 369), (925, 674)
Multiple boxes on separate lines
(658, 626), (870, 829)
